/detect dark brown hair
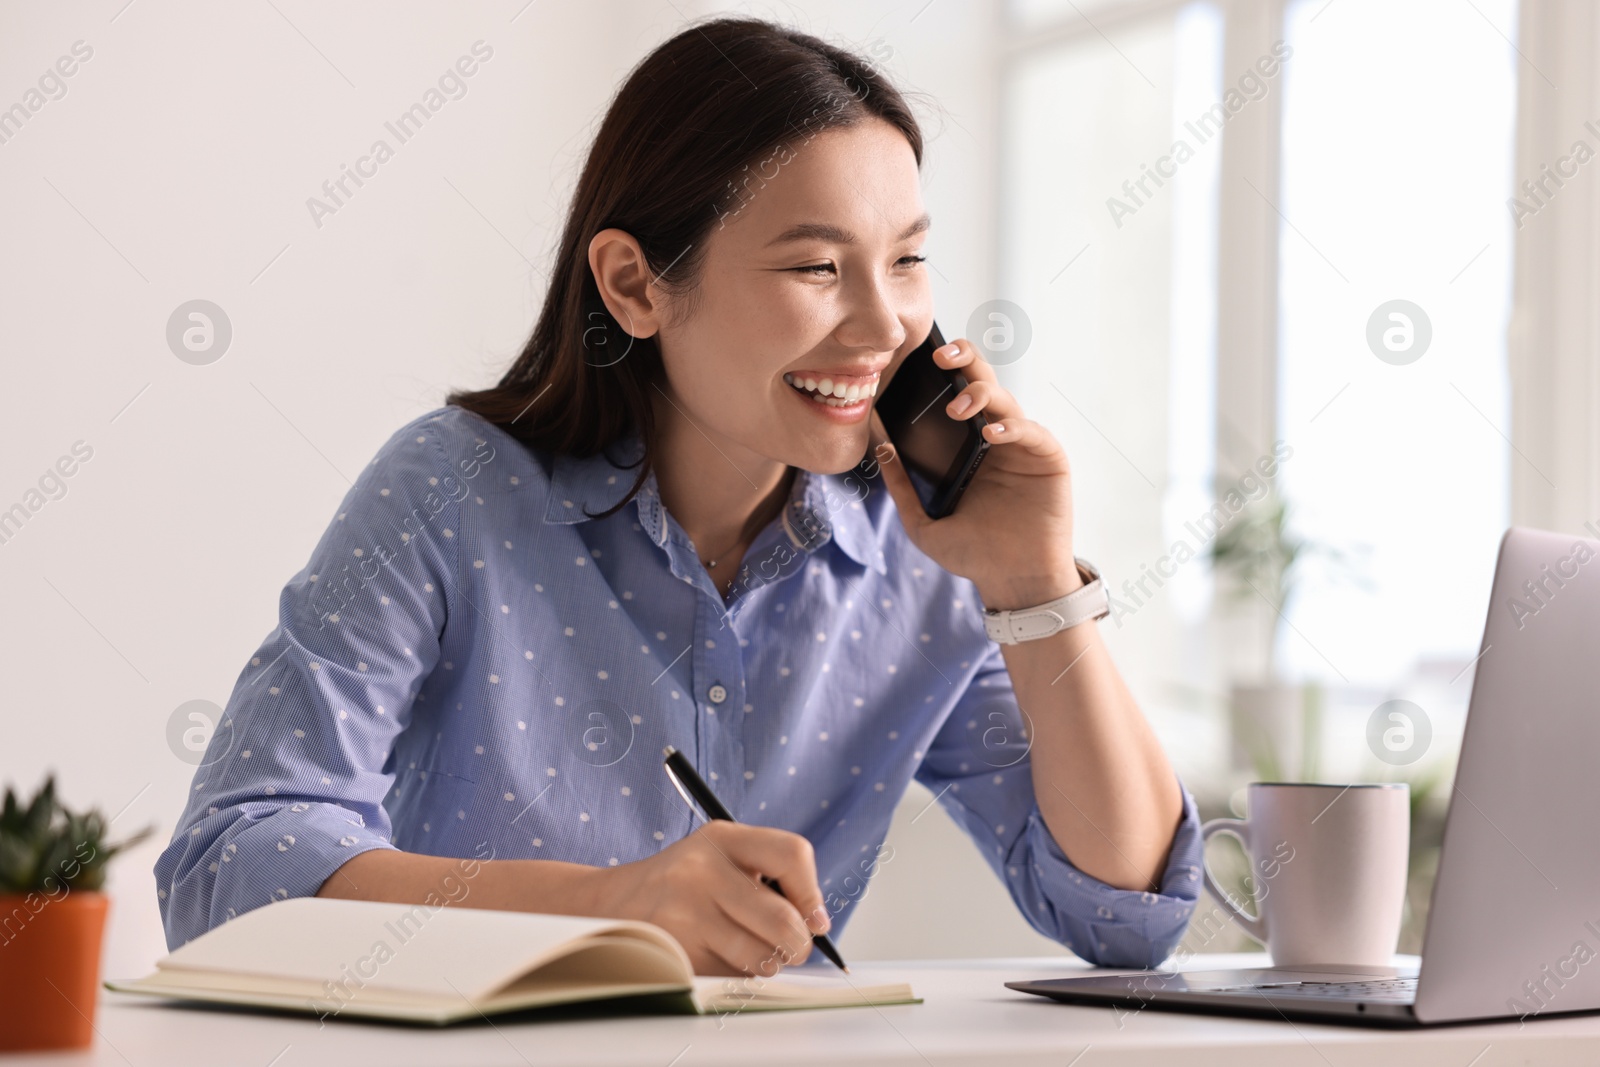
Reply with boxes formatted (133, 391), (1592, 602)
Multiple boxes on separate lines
(446, 17), (924, 516)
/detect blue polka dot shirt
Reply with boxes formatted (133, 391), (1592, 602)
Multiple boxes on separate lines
(154, 405), (1203, 965)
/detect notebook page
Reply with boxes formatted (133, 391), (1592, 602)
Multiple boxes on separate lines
(158, 897), (690, 1001)
(691, 972), (919, 1013)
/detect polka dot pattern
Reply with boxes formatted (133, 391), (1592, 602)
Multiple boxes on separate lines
(154, 406), (1202, 970)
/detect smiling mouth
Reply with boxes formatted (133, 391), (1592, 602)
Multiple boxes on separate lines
(783, 372), (880, 407)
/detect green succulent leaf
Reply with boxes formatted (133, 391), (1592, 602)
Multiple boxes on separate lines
(0, 774), (156, 896)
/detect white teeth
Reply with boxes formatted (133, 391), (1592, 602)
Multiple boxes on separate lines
(785, 372), (881, 404)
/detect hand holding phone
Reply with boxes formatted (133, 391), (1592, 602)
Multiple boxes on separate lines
(869, 322), (1081, 611)
(872, 322), (990, 518)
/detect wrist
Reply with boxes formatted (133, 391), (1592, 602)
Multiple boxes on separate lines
(500, 858), (623, 919)
(577, 861), (627, 919)
(978, 559), (1085, 613)
(981, 558), (1108, 644)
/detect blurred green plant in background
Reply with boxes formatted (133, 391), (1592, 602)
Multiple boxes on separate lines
(1204, 487), (1367, 682)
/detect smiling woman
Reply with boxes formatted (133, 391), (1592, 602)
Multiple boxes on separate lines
(446, 19), (927, 509)
(156, 16), (1202, 981)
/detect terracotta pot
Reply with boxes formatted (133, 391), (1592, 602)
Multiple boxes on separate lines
(0, 890), (109, 1052)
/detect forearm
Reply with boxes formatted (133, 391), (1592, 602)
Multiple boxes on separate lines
(986, 575), (1182, 892)
(870, 330), (1183, 895)
(315, 847), (608, 916)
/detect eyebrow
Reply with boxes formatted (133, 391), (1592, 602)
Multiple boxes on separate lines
(765, 213), (932, 247)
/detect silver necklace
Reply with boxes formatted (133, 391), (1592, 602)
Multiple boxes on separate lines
(700, 488), (787, 571)
(702, 530), (749, 570)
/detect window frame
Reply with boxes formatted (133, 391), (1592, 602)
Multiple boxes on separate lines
(995, 0), (1600, 675)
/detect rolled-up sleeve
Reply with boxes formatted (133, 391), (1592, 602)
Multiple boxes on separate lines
(154, 415), (466, 950)
(914, 642), (1202, 968)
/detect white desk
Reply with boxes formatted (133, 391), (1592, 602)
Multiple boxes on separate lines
(29, 954), (1600, 1066)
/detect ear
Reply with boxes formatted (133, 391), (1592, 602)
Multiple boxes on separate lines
(588, 228), (664, 339)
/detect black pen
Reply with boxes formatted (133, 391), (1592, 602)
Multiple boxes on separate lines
(662, 745), (850, 974)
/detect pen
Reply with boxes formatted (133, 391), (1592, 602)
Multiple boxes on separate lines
(662, 745), (850, 974)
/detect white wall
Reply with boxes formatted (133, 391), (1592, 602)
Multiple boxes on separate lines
(0, 0), (1068, 980)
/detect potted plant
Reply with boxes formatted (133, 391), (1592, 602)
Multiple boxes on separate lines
(0, 775), (153, 1052)
(1206, 489), (1362, 780)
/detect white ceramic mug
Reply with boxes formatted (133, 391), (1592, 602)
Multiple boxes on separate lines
(1201, 782), (1410, 968)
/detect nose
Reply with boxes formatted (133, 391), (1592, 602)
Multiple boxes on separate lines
(835, 276), (908, 356)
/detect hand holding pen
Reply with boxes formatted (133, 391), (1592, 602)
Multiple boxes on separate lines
(662, 746), (850, 973)
(581, 747), (845, 977)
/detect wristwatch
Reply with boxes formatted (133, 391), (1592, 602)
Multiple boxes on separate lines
(983, 558), (1110, 645)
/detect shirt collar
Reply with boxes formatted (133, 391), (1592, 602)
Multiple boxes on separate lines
(786, 463), (881, 572)
(544, 437), (880, 571)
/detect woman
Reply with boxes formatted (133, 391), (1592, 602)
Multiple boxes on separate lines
(156, 17), (1202, 976)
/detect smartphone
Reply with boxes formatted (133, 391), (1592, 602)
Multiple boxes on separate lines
(873, 322), (990, 519)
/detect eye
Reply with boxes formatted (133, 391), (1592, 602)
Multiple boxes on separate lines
(791, 262), (836, 276)
(897, 254), (926, 268)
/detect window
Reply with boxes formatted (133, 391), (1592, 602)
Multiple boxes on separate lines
(999, 0), (1519, 781)
(1274, 0), (1517, 769)
(1001, 1), (1227, 778)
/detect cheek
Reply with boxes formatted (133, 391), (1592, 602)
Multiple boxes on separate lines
(907, 303), (935, 349)
(662, 312), (773, 401)
(723, 275), (823, 350)
(891, 280), (934, 351)
(669, 279), (825, 396)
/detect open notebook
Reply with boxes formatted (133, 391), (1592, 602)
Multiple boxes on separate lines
(106, 897), (918, 1025)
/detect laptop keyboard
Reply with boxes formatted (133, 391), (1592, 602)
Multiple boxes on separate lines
(1208, 978), (1418, 1003)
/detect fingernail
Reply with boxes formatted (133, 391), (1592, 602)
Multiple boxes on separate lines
(949, 393), (972, 416)
(936, 342), (959, 358)
(809, 906), (831, 932)
(991, 422), (1005, 434)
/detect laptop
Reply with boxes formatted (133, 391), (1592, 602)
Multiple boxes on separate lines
(1008, 526), (1600, 1026)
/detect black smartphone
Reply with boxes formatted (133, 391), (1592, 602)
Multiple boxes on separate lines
(873, 322), (990, 519)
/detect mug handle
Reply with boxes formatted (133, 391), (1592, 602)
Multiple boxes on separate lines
(1200, 817), (1268, 945)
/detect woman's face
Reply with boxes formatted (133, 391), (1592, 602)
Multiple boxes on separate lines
(654, 117), (933, 476)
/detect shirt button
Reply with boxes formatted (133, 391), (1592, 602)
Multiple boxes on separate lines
(707, 684), (728, 705)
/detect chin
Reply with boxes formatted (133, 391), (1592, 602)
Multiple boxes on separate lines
(792, 432), (873, 476)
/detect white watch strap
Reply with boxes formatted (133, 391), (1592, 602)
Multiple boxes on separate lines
(983, 559), (1109, 644)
